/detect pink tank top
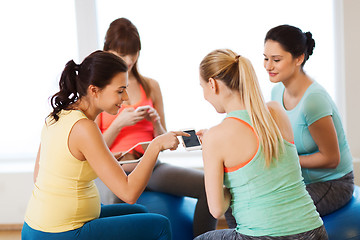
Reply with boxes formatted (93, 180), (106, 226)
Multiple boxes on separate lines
(99, 85), (154, 154)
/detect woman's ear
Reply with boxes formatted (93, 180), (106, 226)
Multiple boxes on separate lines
(88, 84), (100, 97)
(208, 78), (219, 93)
(296, 54), (305, 66)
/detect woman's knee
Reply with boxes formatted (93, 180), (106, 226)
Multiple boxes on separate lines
(100, 203), (148, 218)
(149, 214), (172, 240)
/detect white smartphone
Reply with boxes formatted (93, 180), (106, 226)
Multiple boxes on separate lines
(180, 129), (202, 151)
(117, 141), (151, 161)
(135, 105), (151, 112)
(118, 159), (141, 165)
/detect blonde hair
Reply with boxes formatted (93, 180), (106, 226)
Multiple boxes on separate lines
(199, 49), (284, 166)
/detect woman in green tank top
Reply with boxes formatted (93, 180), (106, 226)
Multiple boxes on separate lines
(194, 49), (328, 239)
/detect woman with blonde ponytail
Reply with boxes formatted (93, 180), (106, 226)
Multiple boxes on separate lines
(194, 49), (327, 239)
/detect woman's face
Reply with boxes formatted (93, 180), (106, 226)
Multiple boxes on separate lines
(97, 72), (129, 115)
(263, 40), (300, 84)
(111, 51), (139, 72)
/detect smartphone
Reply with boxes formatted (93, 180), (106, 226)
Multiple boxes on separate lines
(117, 141), (151, 161)
(180, 129), (202, 151)
(135, 105), (151, 112)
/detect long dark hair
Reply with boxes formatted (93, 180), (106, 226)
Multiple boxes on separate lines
(103, 17), (151, 97)
(49, 50), (128, 121)
(265, 24), (315, 68)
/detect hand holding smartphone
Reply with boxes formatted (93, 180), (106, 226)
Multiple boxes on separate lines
(135, 105), (151, 112)
(180, 129), (202, 151)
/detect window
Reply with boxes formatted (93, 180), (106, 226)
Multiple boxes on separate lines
(96, 0), (335, 132)
(0, 0), (335, 160)
(0, 0), (78, 160)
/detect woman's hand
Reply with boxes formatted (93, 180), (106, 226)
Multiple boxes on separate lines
(152, 131), (190, 151)
(145, 107), (161, 123)
(144, 106), (166, 137)
(101, 108), (148, 148)
(196, 129), (208, 144)
(112, 107), (147, 129)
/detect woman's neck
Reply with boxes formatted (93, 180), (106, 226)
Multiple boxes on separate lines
(283, 71), (312, 98)
(281, 70), (313, 110)
(223, 91), (246, 113)
(70, 98), (99, 121)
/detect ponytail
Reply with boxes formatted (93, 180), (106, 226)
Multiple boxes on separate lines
(237, 56), (284, 166)
(304, 31), (315, 62)
(49, 50), (128, 122)
(50, 60), (80, 122)
(200, 49), (284, 166)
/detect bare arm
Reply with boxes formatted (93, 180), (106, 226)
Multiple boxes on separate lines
(266, 101), (294, 143)
(202, 128), (231, 219)
(70, 119), (188, 204)
(299, 116), (340, 169)
(148, 78), (166, 136)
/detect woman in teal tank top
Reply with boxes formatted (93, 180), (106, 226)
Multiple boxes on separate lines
(264, 25), (354, 218)
(194, 49), (327, 239)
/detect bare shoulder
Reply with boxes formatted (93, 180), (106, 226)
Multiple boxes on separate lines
(71, 118), (102, 139)
(267, 101), (287, 123)
(144, 77), (164, 106)
(266, 101), (294, 142)
(203, 124), (224, 145)
(203, 121), (237, 147)
(202, 124), (226, 160)
(144, 77), (161, 90)
(266, 101), (282, 112)
(68, 118), (107, 161)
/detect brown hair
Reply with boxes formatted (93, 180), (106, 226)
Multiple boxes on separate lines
(50, 51), (128, 121)
(265, 24), (315, 68)
(103, 18), (151, 97)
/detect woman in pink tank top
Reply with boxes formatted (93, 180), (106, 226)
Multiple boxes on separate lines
(95, 18), (217, 237)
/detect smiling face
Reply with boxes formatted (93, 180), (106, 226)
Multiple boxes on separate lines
(263, 40), (303, 84)
(97, 72), (129, 115)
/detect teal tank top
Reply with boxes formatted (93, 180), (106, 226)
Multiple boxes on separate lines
(271, 81), (353, 184)
(224, 110), (323, 236)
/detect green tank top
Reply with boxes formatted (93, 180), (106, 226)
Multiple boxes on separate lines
(224, 110), (323, 236)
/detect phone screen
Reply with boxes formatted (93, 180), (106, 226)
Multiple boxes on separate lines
(182, 130), (201, 147)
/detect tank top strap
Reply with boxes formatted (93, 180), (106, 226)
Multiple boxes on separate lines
(223, 112), (260, 173)
(139, 84), (147, 99)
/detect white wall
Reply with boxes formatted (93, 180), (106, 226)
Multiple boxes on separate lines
(0, 0), (359, 225)
(0, 162), (34, 224)
(342, 0), (360, 160)
(341, 0), (360, 190)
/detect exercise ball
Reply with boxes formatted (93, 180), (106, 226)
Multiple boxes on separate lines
(137, 191), (197, 240)
(322, 185), (360, 240)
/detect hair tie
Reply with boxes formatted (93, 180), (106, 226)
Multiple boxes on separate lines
(235, 55), (241, 63)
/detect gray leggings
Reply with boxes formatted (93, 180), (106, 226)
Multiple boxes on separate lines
(306, 171), (354, 216)
(112, 161), (217, 237)
(225, 171), (354, 228)
(194, 225), (328, 240)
